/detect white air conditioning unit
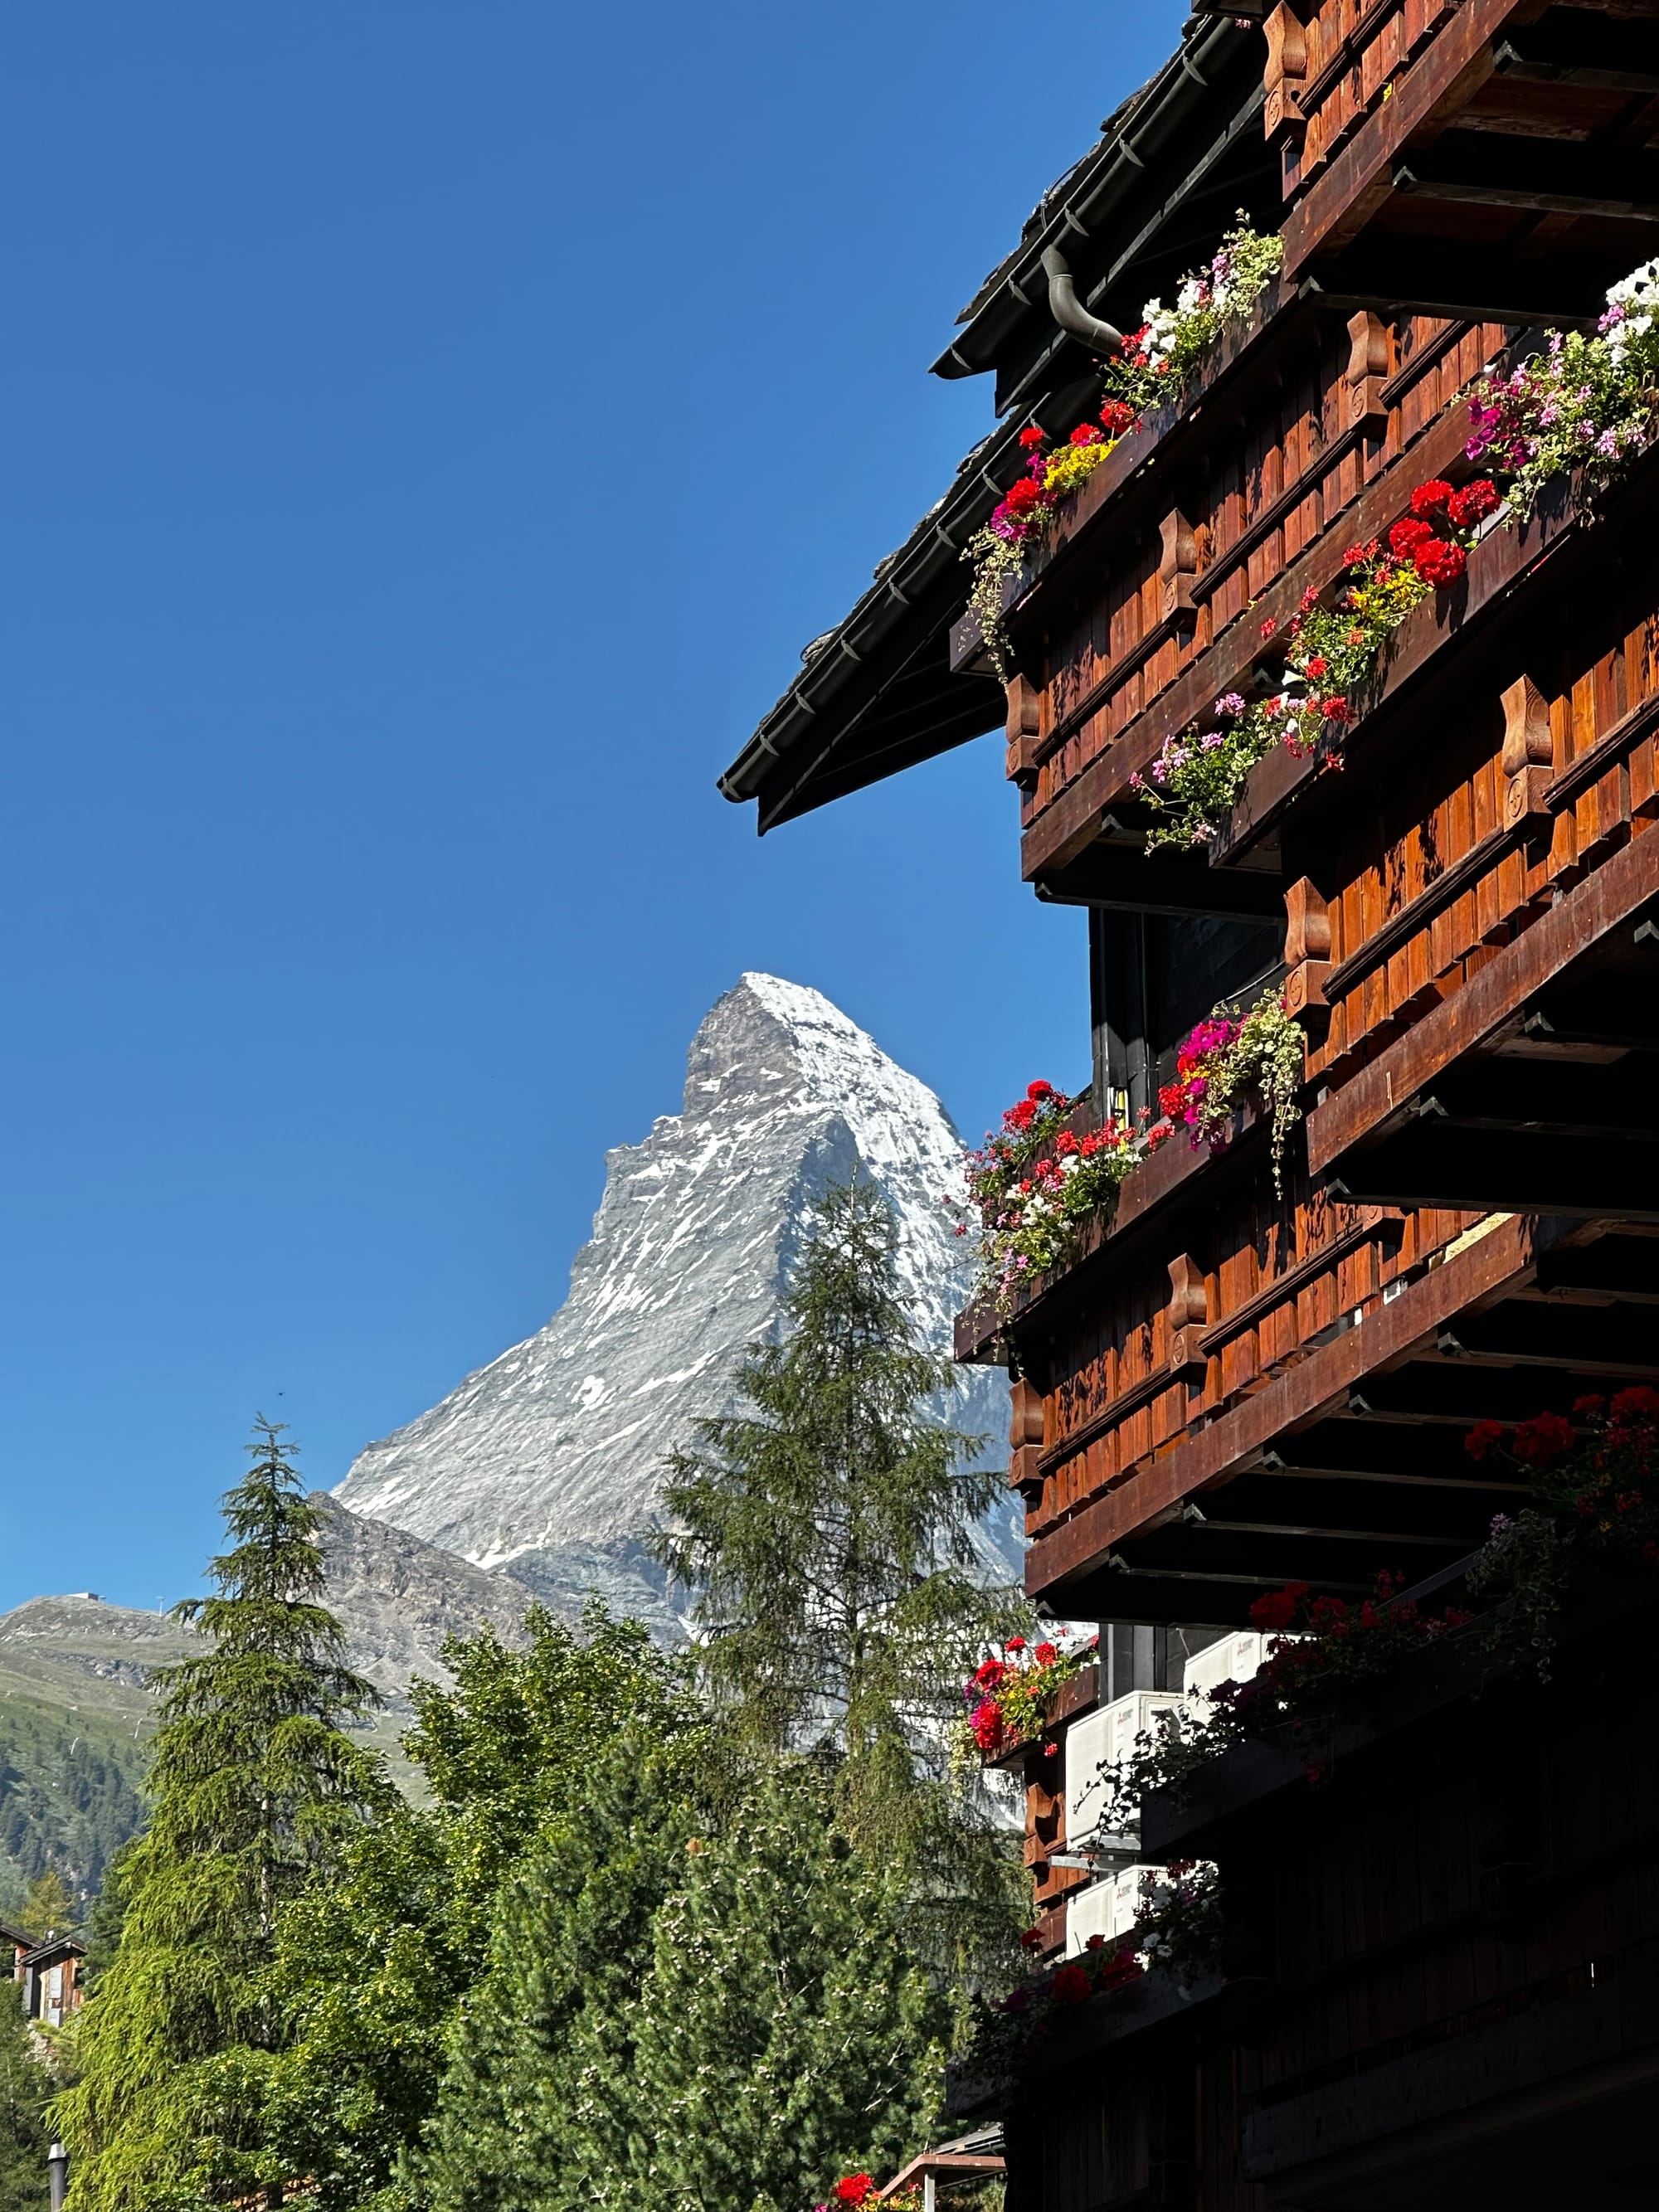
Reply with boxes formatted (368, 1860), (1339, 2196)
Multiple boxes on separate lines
(1065, 1864), (1160, 1956)
(1182, 1630), (1271, 1706)
(1064, 1689), (1186, 1844)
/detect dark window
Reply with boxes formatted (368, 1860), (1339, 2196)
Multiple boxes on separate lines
(1089, 910), (1282, 1121)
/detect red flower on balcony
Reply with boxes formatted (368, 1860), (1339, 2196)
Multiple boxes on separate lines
(1413, 537), (1467, 588)
(1388, 517), (1433, 557)
(834, 2177), (877, 2205)
(1050, 1963), (1092, 2004)
(1250, 1581), (1310, 1632)
(1512, 1410), (1576, 1467)
(1410, 478), (1454, 517)
(1447, 477), (1499, 528)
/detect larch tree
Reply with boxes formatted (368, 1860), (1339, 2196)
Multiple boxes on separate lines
(650, 1174), (1029, 1968)
(55, 1418), (382, 2211)
(22, 1869), (77, 1939)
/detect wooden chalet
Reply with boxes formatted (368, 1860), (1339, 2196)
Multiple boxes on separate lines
(21, 1932), (86, 2029)
(726, 2), (1659, 2206)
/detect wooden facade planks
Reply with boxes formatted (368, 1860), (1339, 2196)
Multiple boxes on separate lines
(987, 1602), (1659, 2212)
(1014, 314), (1508, 863)
(1024, 1209), (1540, 1602)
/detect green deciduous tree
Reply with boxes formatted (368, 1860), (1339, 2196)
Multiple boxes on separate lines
(651, 1176), (1027, 1962)
(55, 1419), (382, 2210)
(258, 1603), (704, 2210)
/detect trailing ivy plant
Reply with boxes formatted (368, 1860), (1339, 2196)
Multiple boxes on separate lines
(1160, 986), (1307, 1192)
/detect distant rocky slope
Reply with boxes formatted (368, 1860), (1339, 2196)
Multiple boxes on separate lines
(336, 974), (1019, 1626)
(0, 1500), (539, 1913)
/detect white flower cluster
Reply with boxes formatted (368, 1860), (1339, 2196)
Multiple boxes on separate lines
(1602, 257), (1659, 365)
(1138, 294), (1190, 370)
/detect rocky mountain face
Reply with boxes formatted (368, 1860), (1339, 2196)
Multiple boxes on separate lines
(336, 974), (1018, 1627)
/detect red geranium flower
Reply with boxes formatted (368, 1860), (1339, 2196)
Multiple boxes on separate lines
(1250, 1581), (1309, 1632)
(1019, 1927), (1044, 1951)
(1259, 615), (1277, 638)
(1389, 517), (1433, 557)
(1447, 477), (1499, 528)
(1028, 1080), (1057, 1101)
(1050, 1962), (1091, 2003)
(1612, 1386), (1659, 1421)
(1005, 1635), (1027, 1653)
(1018, 425), (1046, 449)
(1512, 1409), (1576, 1468)
(1321, 695), (1351, 724)
(1069, 422), (1104, 446)
(1305, 655), (1328, 678)
(1413, 538), (1467, 588)
(834, 2177), (877, 2205)
(1410, 479), (1453, 518)
(974, 1657), (1007, 1689)
(1034, 1641), (1058, 1665)
(1002, 476), (1046, 518)
(1466, 1418), (1505, 1461)
(1100, 399), (1136, 436)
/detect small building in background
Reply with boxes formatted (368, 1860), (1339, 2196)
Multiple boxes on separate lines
(22, 1934), (86, 2028)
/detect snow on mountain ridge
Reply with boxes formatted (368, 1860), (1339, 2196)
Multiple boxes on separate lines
(335, 975), (1016, 1626)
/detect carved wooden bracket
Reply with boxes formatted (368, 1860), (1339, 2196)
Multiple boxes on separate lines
(1264, 2), (1310, 140)
(1167, 1252), (1210, 1375)
(1285, 958), (1334, 1038)
(1005, 673), (1044, 790)
(1345, 309), (1391, 434)
(1284, 875), (1332, 965)
(1159, 508), (1199, 633)
(1501, 673), (1555, 834)
(1009, 1375), (1046, 1503)
(1284, 876), (1335, 1039)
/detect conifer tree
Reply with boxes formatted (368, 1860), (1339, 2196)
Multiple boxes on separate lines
(0, 1978), (51, 2212)
(651, 1177), (1025, 1937)
(22, 1869), (77, 1939)
(54, 1418), (382, 2211)
(424, 1761), (947, 2212)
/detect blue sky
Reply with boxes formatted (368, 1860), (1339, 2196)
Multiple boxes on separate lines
(0, 0), (1190, 1612)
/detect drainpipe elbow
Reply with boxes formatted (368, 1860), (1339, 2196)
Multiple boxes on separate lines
(1040, 246), (1124, 359)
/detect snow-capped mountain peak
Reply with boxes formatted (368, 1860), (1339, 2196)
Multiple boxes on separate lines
(334, 975), (1015, 1625)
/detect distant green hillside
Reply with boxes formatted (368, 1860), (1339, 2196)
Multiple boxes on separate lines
(0, 1591), (430, 1917)
(0, 1596), (191, 1916)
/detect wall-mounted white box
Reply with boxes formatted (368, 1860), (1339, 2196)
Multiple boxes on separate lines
(1064, 1864), (1160, 1955)
(1063, 1689), (1185, 1845)
(1182, 1631), (1272, 1706)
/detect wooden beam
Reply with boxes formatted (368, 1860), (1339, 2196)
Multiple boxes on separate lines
(1021, 403), (1477, 878)
(1034, 843), (1287, 920)
(1493, 39), (1659, 95)
(1394, 161), (1659, 223)
(1181, 1514), (1471, 1546)
(1257, 1461), (1530, 1491)
(1306, 825), (1659, 1174)
(1024, 1215), (1542, 1602)
(1329, 1126), (1659, 1218)
(1281, 0), (1515, 276)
